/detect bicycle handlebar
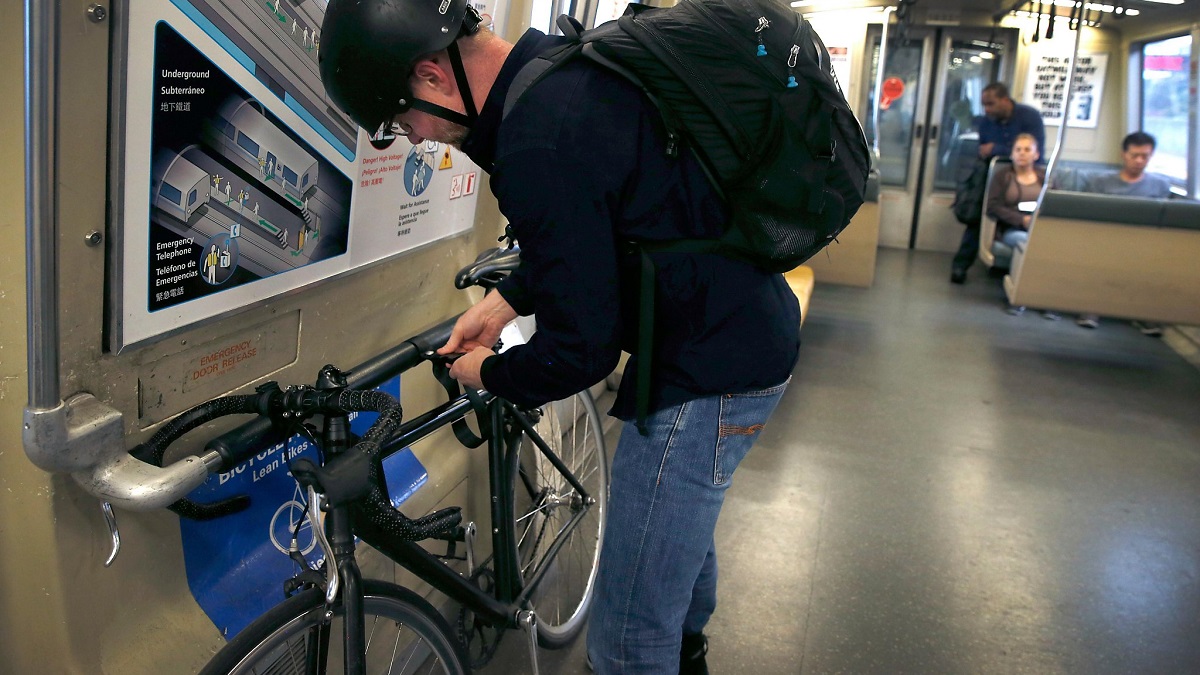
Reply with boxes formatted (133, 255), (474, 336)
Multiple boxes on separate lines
(81, 248), (516, 514)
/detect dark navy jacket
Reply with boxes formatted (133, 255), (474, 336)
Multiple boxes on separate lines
(463, 30), (800, 420)
(974, 102), (1046, 158)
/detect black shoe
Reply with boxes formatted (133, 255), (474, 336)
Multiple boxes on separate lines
(950, 268), (967, 284)
(680, 633), (709, 675)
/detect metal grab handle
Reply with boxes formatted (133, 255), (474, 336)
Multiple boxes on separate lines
(914, 123), (924, 140)
(75, 448), (224, 511)
(929, 124), (939, 142)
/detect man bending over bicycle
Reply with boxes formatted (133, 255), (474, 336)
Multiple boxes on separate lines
(320, 1), (800, 672)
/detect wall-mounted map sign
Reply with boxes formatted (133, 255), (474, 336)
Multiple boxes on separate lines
(116, 0), (482, 350)
(1023, 51), (1109, 129)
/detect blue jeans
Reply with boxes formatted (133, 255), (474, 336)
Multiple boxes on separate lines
(1000, 228), (1028, 249)
(587, 379), (790, 673)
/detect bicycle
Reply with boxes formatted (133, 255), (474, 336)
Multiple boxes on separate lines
(138, 247), (608, 674)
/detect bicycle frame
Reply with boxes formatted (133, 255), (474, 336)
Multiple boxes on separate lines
(312, 366), (597, 672)
(369, 390), (593, 619)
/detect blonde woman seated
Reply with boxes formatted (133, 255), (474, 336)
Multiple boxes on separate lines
(987, 133), (1044, 251)
(989, 134), (1056, 318)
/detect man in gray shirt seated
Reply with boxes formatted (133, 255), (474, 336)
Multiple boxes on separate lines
(1082, 131), (1172, 198)
(1076, 131), (1172, 333)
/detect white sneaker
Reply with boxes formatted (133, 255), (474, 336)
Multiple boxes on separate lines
(1132, 321), (1163, 337)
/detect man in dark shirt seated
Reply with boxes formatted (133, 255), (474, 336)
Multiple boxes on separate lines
(951, 82), (1046, 284)
(1075, 131), (1172, 334)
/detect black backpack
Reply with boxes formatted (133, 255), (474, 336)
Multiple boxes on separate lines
(505, 0), (871, 272)
(504, 0), (871, 432)
(953, 158), (989, 228)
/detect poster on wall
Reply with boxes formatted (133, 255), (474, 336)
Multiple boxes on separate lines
(1023, 52), (1109, 128)
(827, 45), (852, 94)
(117, 0), (482, 349)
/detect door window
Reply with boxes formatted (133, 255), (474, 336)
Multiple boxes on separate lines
(934, 40), (1003, 190)
(865, 39), (924, 187)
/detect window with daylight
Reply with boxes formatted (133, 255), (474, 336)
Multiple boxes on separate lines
(1140, 34), (1191, 184)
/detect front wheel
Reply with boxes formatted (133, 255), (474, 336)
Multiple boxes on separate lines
(513, 390), (609, 648)
(200, 580), (466, 675)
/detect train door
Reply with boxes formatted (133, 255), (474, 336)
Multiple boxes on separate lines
(865, 26), (1015, 251)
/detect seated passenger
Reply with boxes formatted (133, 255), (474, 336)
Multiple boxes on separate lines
(1080, 131), (1172, 198)
(987, 133), (1044, 252)
(1075, 132), (1171, 334)
(993, 134), (1060, 319)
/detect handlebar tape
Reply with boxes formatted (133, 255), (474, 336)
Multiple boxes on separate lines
(132, 394), (262, 467)
(355, 484), (463, 542)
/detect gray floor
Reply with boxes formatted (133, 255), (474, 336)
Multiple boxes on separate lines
(481, 249), (1200, 675)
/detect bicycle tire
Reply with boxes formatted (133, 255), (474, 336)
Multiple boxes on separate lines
(200, 580), (466, 675)
(512, 390), (609, 648)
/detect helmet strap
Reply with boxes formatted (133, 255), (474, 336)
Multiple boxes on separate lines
(405, 40), (478, 130)
(408, 98), (474, 128)
(447, 41), (479, 122)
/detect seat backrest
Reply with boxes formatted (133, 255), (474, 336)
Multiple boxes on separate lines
(1005, 190), (1200, 324)
(977, 156), (1011, 267)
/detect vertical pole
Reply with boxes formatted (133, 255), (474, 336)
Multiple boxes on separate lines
(25, 0), (60, 410)
(871, 7), (895, 161)
(1037, 9), (1084, 204)
(1189, 23), (1199, 198)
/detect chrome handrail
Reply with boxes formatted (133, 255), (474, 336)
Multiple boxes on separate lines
(25, 0), (59, 410)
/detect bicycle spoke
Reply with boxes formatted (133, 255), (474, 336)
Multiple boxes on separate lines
(395, 624), (419, 674)
(515, 499), (556, 524)
(365, 613), (380, 651)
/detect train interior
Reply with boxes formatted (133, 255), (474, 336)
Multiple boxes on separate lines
(2, 0), (1199, 672)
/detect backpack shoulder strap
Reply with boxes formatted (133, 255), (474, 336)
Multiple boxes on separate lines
(504, 57), (557, 119)
(499, 15), (588, 118)
(503, 15), (593, 119)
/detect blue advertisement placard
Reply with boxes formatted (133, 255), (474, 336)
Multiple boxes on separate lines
(179, 375), (427, 638)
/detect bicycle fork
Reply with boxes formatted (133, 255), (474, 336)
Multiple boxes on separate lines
(317, 407), (368, 675)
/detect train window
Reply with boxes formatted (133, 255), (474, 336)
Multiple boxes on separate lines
(865, 38), (924, 186)
(188, 189), (197, 207)
(1139, 34), (1191, 184)
(530, 0), (554, 34)
(283, 166), (298, 186)
(933, 40), (1002, 191)
(302, 173), (309, 188)
(236, 131), (261, 160)
(159, 182), (182, 206)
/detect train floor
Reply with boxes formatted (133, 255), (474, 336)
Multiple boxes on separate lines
(479, 248), (1200, 675)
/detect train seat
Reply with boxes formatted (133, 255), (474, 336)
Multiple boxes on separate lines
(784, 265), (815, 326)
(977, 157), (1011, 270)
(1004, 190), (1200, 324)
(807, 169), (882, 287)
(981, 160), (1126, 271)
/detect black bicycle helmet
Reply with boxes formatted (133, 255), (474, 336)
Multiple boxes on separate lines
(320, 0), (481, 134)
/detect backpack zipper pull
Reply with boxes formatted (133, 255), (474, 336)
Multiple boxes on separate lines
(787, 45), (800, 88)
(755, 16), (770, 56)
(665, 131), (678, 157)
